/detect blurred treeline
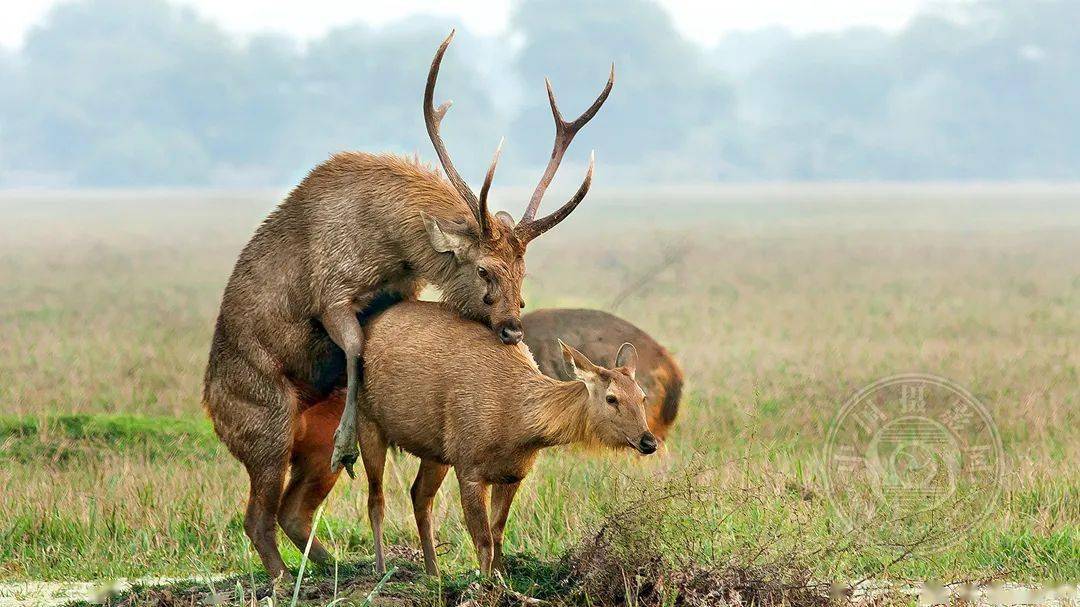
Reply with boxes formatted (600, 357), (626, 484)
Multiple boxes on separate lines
(1, 0), (1077, 187)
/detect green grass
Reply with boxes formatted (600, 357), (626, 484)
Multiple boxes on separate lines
(0, 186), (1077, 596)
(0, 413), (218, 463)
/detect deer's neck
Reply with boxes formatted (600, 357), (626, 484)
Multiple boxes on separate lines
(415, 243), (458, 287)
(519, 377), (593, 448)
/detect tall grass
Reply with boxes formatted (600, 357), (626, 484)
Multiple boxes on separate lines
(0, 186), (1077, 585)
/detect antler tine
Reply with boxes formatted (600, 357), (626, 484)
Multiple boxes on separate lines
(424, 30), (480, 215)
(519, 63), (615, 224)
(516, 151), (595, 244)
(477, 138), (504, 238)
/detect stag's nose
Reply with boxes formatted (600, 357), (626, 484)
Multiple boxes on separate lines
(497, 319), (523, 345)
(638, 432), (658, 455)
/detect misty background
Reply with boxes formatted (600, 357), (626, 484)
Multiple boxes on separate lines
(0, 0), (1077, 188)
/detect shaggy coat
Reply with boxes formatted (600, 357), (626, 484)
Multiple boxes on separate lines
(201, 30), (614, 580)
(203, 153), (524, 578)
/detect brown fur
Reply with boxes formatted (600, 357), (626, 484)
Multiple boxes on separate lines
(357, 301), (654, 575)
(274, 301), (648, 575)
(202, 152), (528, 578)
(522, 308), (685, 440)
(204, 30), (614, 578)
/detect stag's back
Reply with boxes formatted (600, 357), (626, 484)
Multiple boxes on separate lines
(522, 308), (683, 439)
(232, 153), (465, 309)
(359, 301), (544, 464)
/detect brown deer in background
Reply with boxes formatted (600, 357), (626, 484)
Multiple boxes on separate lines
(350, 301), (656, 575)
(522, 308), (684, 440)
(202, 31), (615, 579)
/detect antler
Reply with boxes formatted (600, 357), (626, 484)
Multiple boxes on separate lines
(477, 138), (503, 238)
(424, 30), (501, 238)
(515, 65), (615, 243)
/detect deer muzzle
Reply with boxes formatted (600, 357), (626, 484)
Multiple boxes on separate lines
(496, 318), (524, 345)
(637, 432), (658, 455)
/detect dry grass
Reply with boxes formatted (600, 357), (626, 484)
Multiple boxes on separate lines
(0, 185), (1077, 587)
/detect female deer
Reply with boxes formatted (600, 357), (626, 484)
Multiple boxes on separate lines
(522, 308), (684, 439)
(353, 300), (657, 575)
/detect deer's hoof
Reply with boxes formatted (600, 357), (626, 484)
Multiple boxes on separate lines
(331, 437), (359, 478)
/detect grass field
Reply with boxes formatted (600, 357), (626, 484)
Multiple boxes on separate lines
(1, 185), (1077, 604)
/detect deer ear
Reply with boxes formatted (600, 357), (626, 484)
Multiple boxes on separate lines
(559, 339), (600, 387)
(495, 211), (515, 229)
(422, 212), (472, 260)
(614, 342), (638, 378)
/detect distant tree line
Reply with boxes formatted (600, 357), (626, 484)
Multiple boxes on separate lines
(0, 0), (1077, 186)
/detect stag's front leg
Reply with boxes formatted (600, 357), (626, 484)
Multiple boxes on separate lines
(321, 304), (363, 478)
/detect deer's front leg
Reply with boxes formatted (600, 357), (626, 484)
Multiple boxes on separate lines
(457, 475), (494, 574)
(321, 304), (364, 478)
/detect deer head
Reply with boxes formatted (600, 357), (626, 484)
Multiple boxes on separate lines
(559, 340), (657, 454)
(421, 30), (614, 345)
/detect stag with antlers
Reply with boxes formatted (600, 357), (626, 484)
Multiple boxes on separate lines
(202, 30), (614, 579)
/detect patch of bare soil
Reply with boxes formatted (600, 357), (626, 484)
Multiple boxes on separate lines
(76, 548), (429, 607)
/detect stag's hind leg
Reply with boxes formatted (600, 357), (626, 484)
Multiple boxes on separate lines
(205, 376), (295, 580)
(279, 396), (345, 565)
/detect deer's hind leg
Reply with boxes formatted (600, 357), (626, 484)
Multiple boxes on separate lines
(204, 370), (294, 580)
(279, 395), (345, 565)
(410, 459), (451, 575)
(457, 473), (494, 575)
(489, 482), (520, 573)
(358, 419), (389, 573)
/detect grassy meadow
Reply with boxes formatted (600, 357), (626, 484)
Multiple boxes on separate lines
(0, 185), (1077, 602)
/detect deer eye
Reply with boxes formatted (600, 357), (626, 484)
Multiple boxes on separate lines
(477, 266), (489, 279)
(520, 300), (526, 309)
(605, 394), (618, 406)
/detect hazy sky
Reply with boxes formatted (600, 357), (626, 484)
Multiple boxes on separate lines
(1, 0), (932, 50)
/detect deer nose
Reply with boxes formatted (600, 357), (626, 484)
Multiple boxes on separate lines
(497, 320), (523, 345)
(638, 432), (658, 455)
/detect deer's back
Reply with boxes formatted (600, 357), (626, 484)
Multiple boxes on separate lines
(226, 153), (462, 314)
(522, 308), (683, 438)
(360, 301), (541, 465)
(207, 153), (467, 402)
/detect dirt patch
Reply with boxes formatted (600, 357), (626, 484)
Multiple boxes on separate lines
(69, 556), (429, 607)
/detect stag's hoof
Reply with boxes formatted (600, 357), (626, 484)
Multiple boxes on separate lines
(331, 430), (359, 478)
(254, 571), (294, 599)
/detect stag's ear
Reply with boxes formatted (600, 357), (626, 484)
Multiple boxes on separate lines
(614, 342), (638, 378)
(559, 339), (601, 391)
(494, 211), (516, 230)
(422, 212), (472, 260)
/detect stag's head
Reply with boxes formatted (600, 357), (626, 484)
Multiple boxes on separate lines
(421, 30), (613, 345)
(559, 340), (657, 455)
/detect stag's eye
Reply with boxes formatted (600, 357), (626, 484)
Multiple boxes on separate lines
(477, 266), (489, 279)
(520, 300), (526, 309)
(606, 394), (618, 406)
